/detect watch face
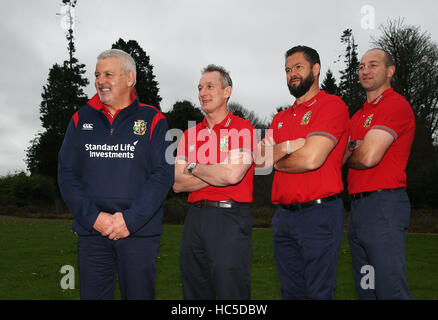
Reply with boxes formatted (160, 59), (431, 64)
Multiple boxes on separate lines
(348, 140), (357, 150)
(188, 163), (196, 173)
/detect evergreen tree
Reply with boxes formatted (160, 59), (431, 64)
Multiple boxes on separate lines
(26, 1), (88, 185)
(321, 69), (339, 95)
(112, 38), (162, 110)
(165, 100), (204, 131)
(337, 29), (366, 116)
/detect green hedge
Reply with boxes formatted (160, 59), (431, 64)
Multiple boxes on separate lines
(0, 172), (57, 208)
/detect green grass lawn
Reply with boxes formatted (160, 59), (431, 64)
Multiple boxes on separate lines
(0, 216), (436, 300)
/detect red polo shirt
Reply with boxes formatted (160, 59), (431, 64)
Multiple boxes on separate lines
(269, 90), (349, 204)
(176, 112), (256, 203)
(347, 88), (415, 194)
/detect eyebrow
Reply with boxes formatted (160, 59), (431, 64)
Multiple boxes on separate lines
(95, 70), (114, 74)
(198, 81), (215, 86)
(286, 62), (304, 68)
(360, 59), (380, 65)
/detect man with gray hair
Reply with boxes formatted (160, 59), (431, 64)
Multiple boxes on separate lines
(58, 49), (173, 299)
(174, 64), (256, 299)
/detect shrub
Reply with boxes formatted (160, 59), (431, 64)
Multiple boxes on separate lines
(0, 172), (57, 208)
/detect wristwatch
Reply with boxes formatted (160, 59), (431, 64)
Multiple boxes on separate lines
(348, 140), (358, 152)
(187, 162), (197, 174)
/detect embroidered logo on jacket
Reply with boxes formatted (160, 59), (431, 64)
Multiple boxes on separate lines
(301, 111), (312, 125)
(364, 114), (374, 128)
(82, 123), (94, 130)
(220, 136), (229, 152)
(133, 120), (147, 135)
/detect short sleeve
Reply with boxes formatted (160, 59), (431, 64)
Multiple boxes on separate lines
(371, 100), (414, 140)
(307, 98), (349, 144)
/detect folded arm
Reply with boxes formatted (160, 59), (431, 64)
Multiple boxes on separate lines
(173, 149), (253, 192)
(345, 128), (395, 170)
(173, 158), (210, 193)
(255, 137), (305, 169)
(274, 135), (336, 173)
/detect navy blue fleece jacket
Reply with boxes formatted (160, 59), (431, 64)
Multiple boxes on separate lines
(58, 90), (173, 236)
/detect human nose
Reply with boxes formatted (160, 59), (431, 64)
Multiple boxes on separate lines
(198, 87), (207, 97)
(287, 67), (299, 78)
(95, 74), (106, 86)
(360, 65), (370, 74)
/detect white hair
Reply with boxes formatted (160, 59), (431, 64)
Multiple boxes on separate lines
(97, 49), (137, 86)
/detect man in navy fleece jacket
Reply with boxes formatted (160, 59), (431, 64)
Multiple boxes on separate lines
(58, 49), (173, 300)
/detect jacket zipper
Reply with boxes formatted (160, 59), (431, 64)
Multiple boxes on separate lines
(106, 112), (114, 136)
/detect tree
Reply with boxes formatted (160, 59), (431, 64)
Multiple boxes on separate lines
(26, 0), (89, 185)
(371, 19), (438, 209)
(227, 101), (267, 129)
(321, 69), (339, 95)
(337, 29), (366, 116)
(112, 38), (162, 110)
(371, 18), (438, 161)
(165, 100), (204, 131)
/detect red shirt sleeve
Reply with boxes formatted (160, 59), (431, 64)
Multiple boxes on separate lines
(371, 99), (413, 140)
(307, 97), (349, 144)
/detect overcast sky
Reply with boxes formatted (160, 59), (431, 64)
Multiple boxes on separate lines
(0, 0), (437, 176)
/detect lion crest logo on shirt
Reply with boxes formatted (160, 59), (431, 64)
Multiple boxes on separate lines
(301, 111), (312, 125)
(220, 136), (229, 152)
(363, 114), (374, 128)
(133, 120), (147, 135)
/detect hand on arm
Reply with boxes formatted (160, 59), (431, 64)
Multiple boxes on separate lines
(255, 137), (305, 169)
(274, 135), (335, 173)
(173, 158), (210, 193)
(190, 149), (253, 187)
(343, 138), (363, 165)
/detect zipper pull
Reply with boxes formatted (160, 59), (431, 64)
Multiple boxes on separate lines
(110, 128), (114, 136)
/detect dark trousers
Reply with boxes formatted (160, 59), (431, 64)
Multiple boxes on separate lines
(272, 198), (344, 300)
(180, 205), (252, 300)
(348, 188), (412, 299)
(77, 235), (160, 300)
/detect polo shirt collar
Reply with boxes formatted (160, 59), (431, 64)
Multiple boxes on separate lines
(200, 112), (233, 130)
(290, 90), (326, 112)
(366, 88), (394, 107)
